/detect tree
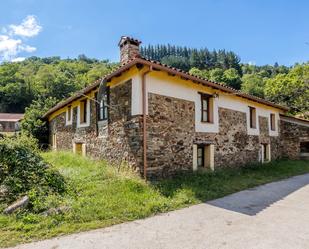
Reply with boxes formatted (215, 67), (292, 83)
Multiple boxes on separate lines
(161, 56), (191, 72)
(0, 56), (115, 113)
(265, 64), (309, 117)
(241, 74), (265, 98)
(189, 67), (209, 79)
(209, 68), (225, 83)
(223, 68), (242, 89)
(21, 97), (58, 144)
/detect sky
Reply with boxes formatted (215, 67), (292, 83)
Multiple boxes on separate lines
(0, 0), (308, 65)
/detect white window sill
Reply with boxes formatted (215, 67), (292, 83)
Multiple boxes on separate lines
(77, 122), (90, 128)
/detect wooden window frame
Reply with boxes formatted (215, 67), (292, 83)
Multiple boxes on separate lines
(96, 90), (109, 121)
(80, 99), (87, 124)
(262, 143), (271, 162)
(249, 106), (256, 129)
(200, 93), (213, 123)
(270, 113), (276, 131)
(197, 145), (205, 168)
(67, 105), (72, 121)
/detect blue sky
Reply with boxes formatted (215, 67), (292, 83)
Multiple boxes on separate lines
(1, 0), (308, 65)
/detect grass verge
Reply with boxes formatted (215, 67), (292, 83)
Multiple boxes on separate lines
(1, 151), (308, 248)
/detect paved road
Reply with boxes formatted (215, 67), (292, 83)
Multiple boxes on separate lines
(8, 174), (309, 249)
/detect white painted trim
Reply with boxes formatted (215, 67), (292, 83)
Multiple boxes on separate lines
(261, 143), (271, 163)
(82, 143), (87, 157)
(65, 107), (73, 126)
(267, 144), (271, 162)
(77, 99), (91, 128)
(193, 144), (198, 171)
(209, 144), (215, 171)
(52, 133), (57, 150)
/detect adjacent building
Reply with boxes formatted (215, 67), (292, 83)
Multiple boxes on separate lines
(0, 113), (24, 133)
(43, 36), (309, 179)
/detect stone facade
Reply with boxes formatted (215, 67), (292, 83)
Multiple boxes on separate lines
(50, 80), (143, 170)
(279, 119), (309, 160)
(49, 81), (309, 179)
(146, 93), (195, 178)
(212, 108), (260, 167)
(145, 94), (288, 178)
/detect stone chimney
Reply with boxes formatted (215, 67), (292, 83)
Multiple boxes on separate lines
(118, 36), (141, 64)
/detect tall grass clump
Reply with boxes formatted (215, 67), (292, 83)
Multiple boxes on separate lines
(0, 135), (66, 212)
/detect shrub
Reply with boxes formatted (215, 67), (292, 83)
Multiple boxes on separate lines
(21, 97), (58, 144)
(0, 136), (66, 211)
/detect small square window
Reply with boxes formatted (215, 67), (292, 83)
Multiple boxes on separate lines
(194, 144), (214, 171)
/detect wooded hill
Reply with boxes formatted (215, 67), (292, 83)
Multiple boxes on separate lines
(0, 46), (308, 121)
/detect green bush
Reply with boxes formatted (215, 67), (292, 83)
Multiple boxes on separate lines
(0, 136), (66, 211)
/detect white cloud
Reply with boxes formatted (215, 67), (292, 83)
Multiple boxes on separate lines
(9, 15), (42, 38)
(0, 15), (41, 62)
(11, 57), (26, 62)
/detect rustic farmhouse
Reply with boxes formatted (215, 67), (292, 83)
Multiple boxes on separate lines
(43, 36), (309, 178)
(0, 113), (24, 133)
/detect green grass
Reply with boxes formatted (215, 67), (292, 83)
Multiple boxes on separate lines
(1, 152), (309, 248)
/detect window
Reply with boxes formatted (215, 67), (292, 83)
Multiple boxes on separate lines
(193, 144), (214, 171)
(66, 105), (72, 125)
(73, 142), (86, 156)
(96, 93), (108, 121)
(197, 146), (204, 168)
(200, 93), (213, 123)
(261, 143), (271, 163)
(249, 106), (256, 129)
(270, 113), (276, 131)
(52, 134), (57, 150)
(80, 100), (87, 124)
(67, 105), (72, 121)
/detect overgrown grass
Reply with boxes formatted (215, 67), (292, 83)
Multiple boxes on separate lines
(1, 152), (308, 248)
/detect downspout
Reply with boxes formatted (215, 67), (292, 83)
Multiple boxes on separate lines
(142, 66), (152, 180)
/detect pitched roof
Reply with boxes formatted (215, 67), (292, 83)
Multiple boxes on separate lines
(0, 113), (24, 122)
(43, 57), (289, 118)
(280, 114), (309, 125)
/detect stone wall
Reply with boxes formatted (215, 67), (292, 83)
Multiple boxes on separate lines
(146, 93), (195, 178)
(49, 80), (143, 170)
(146, 94), (271, 178)
(213, 108), (260, 167)
(279, 119), (309, 159)
(145, 94), (291, 178)
(49, 82), (309, 179)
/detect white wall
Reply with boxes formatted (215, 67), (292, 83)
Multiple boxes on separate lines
(131, 72), (280, 136)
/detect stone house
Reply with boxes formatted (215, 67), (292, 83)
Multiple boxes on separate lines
(43, 36), (309, 179)
(0, 113), (24, 133)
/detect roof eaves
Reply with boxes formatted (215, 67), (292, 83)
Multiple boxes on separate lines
(44, 56), (289, 119)
(42, 59), (139, 118)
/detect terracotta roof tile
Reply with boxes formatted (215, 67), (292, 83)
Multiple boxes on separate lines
(0, 113), (24, 122)
(43, 57), (289, 118)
